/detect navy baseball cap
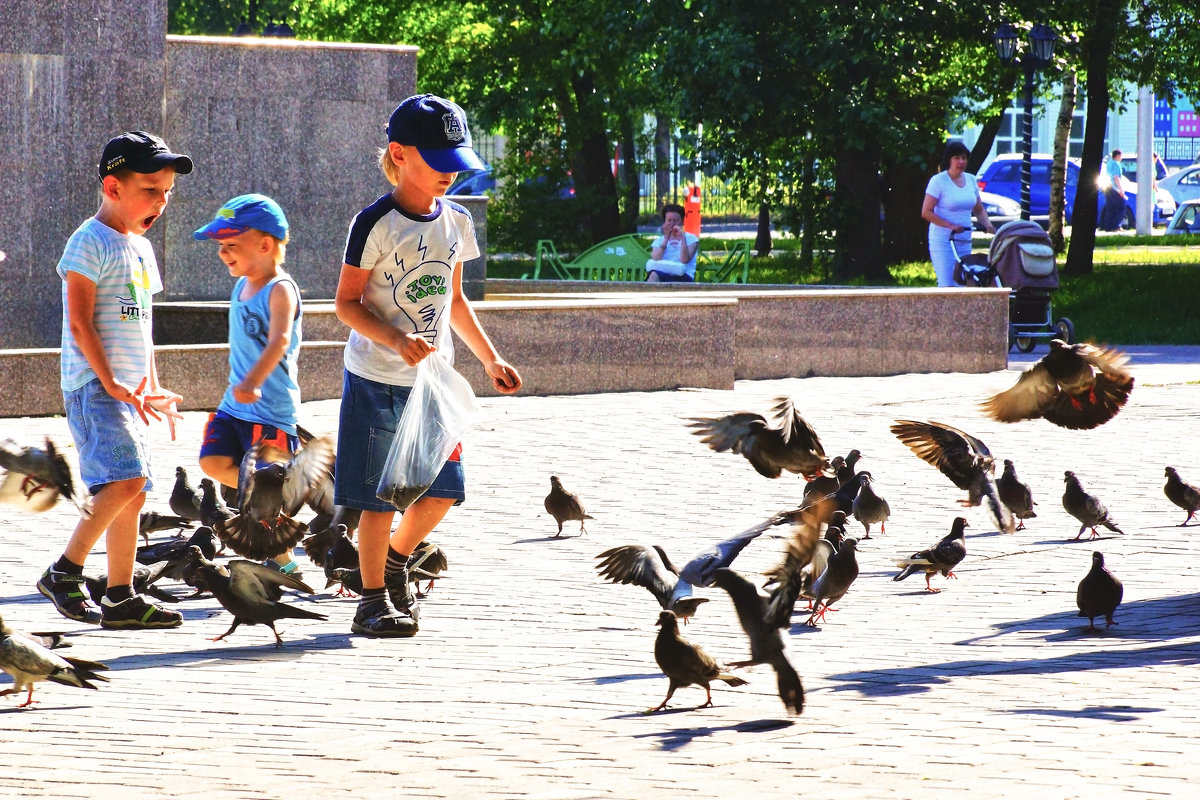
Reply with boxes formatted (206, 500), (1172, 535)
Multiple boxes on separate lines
(99, 131), (193, 180)
(193, 194), (289, 241)
(386, 94), (486, 173)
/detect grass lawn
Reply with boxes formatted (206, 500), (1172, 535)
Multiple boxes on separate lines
(485, 236), (1200, 344)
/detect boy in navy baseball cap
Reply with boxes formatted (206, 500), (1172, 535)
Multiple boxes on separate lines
(384, 93), (486, 175)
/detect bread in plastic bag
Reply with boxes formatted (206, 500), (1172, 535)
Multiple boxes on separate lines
(376, 352), (482, 510)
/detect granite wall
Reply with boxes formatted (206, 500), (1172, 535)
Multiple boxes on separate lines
(2, 8), (487, 349)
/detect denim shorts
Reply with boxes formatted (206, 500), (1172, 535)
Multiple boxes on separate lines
(199, 409), (299, 462)
(63, 378), (153, 494)
(333, 369), (465, 513)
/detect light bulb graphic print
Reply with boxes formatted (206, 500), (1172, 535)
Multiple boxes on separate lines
(385, 233), (457, 348)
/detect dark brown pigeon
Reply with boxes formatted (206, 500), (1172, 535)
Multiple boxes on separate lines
(688, 396), (829, 480)
(1164, 467), (1200, 526)
(1077, 551), (1123, 630)
(544, 475), (593, 536)
(759, 497), (834, 627)
(982, 339), (1133, 429)
(997, 459), (1037, 530)
(890, 420), (1015, 534)
(1063, 471), (1124, 540)
(647, 610), (748, 713)
(893, 517), (969, 592)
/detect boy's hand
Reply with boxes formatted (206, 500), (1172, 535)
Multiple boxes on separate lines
(232, 380), (262, 405)
(394, 332), (435, 366)
(485, 359), (522, 394)
(141, 379), (184, 441)
(106, 377), (152, 425)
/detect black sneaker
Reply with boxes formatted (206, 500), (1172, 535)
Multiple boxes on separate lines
(100, 594), (183, 629)
(385, 568), (420, 622)
(37, 566), (102, 624)
(351, 599), (419, 638)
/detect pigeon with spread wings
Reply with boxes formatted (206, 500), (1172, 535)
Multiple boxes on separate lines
(1, 613), (109, 708)
(0, 437), (89, 516)
(890, 420), (1015, 534)
(982, 339), (1133, 430)
(688, 396), (830, 479)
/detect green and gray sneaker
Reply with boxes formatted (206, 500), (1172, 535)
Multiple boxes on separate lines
(36, 566), (101, 624)
(100, 594), (183, 629)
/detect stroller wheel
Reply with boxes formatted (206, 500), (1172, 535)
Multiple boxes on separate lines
(1014, 336), (1037, 353)
(1054, 318), (1075, 344)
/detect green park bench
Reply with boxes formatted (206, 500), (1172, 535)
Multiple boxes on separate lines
(529, 234), (751, 283)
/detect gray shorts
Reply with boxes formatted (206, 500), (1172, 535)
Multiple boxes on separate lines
(63, 378), (153, 494)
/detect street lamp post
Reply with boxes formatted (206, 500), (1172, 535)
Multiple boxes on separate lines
(994, 23), (1057, 222)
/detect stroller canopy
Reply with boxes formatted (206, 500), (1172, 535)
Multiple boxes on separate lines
(988, 220), (1059, 290)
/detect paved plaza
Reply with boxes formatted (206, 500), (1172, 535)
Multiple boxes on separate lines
(1, 346), (1199, 799)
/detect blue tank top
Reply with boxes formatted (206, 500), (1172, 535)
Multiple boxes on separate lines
(217, 274), (302, 433)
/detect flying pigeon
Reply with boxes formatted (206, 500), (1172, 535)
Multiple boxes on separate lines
(302, 506), (362, 568)
(1063, 471), (1124, 540)
(215, 437), (335, 561)
(711, 568), (805, 715)
(890, 420), (1015, 534)
(981, 339), (1134, 429)
(1077, 551), (1123, 630)
(893, 517), (969, 592)
(647, 610), (748, 713)
(0, 437), (89, 516)
(997, 459), (1037, 530)
(759, 497), (835, 627)
(182, 546), (327, 647)
(688, 396), (829, 479)
(544, 475), (594, 536)
(1163, 467), (1200, 526)
(0, 613), (109, 707)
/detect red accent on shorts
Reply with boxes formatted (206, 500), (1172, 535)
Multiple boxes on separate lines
(447, 442), (463, 462)
(201, 412), (219, 446)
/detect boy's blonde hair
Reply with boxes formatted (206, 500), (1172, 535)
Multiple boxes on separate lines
(379, 146), (401, 187)
(262, 232), (288, 267)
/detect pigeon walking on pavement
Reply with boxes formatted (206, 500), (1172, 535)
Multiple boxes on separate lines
(544, 475), (594, 536)
(169, 466), (205, 522)
(1077, 551), (1123, 630)
(215, 437), (335, 561)
(711, 568), (806, 715)
(981, 339), (1133, 430)
(647, 610), (748, 713)
(1, 613), (109, 708)
(1063, 471), (1124, 540)
(997, 459), (1037, 530)
(1163, 467), (1200, 526)
(0, 437), (88, 516)
(893, 517), (969, 592)
(890, 420), (1015, 534)
(199, 477), (237, 529)
(806, 538), (860, 626)
(182, 546), (327, 647)
(688, 396), (830, 479)
(851, 472), (890, 539)
(137, 510), (193, 545)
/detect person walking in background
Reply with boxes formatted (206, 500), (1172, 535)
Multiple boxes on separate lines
(194, 193), (305, 576)
(1100, 149), (1127, 231)
(334, 94), (523, 637)
(38, 131), (189, 629)
(921, 141), (994, 287)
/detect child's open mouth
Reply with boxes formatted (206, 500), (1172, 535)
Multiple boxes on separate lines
(143, 214), (158, 229)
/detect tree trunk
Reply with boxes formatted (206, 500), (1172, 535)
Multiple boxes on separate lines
(618, 117), (639, 233)
(1049, 70), (1077, 253)
(655, 116), (671, 211)
(569, 73), (621, 243)
(754, 201), (772, 257)
(832, 144), (886, 282)
(881, 148), (936, 265)
(1066, 3), (1121, 276)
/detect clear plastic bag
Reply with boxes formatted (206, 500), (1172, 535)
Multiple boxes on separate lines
(376, 352), (483, 510)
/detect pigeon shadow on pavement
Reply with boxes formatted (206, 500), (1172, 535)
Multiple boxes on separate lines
(510, 534), (585, 544)
(592, 672), (660, 685)
(630, 718), (794, 751)
(1001, 705), (1163, 722)
(77, 631), (356, 671)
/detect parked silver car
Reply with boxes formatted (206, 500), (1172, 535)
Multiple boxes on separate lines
(1158, 163), (1200, 205)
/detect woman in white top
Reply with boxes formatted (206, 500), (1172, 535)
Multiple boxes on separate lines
(921, 141), (994, 287)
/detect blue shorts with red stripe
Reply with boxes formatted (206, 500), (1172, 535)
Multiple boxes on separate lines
(199, 409), (300, 462)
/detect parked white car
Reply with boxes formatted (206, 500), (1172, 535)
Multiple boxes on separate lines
(1157, 163), (1200, 206)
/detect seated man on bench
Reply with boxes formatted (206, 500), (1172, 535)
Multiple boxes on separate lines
(645, 203), (699, 282)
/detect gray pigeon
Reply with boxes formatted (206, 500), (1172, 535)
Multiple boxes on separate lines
(1063, 471), (1124, 540)
(893, 517), (969, 592)
(544, 475), (594, 536)
(890, 420), (1015, 534)
(182, 546), (327, 647)
(0, 437), (88, 516)
(851, 472), (890, 538)
(595, 511), (795, 622)
(648, 610), (748, 713)
(997, 459), (1037, 530)
(806, 537), (860, 626)
(1, 613), (109, 707)
(688, 396), (829, 479)
(198, 477), (236, 528)
(1076, 551), (1123, 630)
(1163, 467), (1200, 526)
(169, 465), (204, 522)
(215, 437), (335, 561)
(84, 560), (178, 605)
(302, 505), (362, 568)
(138, 510), (193, 545)
(982, 340), (1134, 430)
(711, 568), (805, 715)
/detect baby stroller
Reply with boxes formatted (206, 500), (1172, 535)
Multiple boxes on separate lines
(953, 220), (1075, 352)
